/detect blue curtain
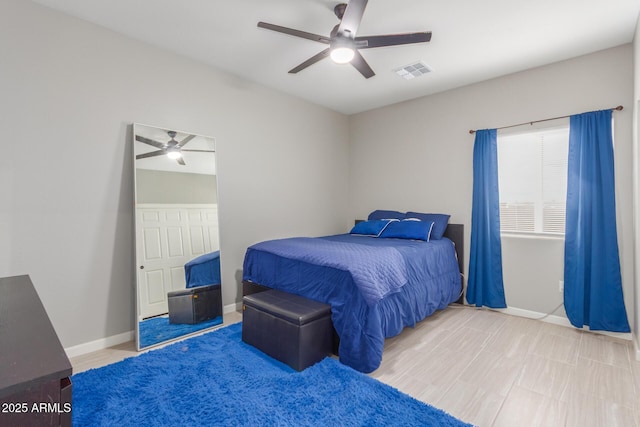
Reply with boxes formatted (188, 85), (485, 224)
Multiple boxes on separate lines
(564, 110), (630, 332)
(467, 129), (506, 308)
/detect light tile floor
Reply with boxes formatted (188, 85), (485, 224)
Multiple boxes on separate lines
(371, 306), (640, 427)
(71, 307), (640, 426)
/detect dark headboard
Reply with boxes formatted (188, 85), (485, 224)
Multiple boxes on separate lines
(443, 224), (464, 278)
(443, 224), (464, 304)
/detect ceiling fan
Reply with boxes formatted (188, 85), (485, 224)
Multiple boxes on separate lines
(135, 131), (214, 165)
(258, 0), (432, 79)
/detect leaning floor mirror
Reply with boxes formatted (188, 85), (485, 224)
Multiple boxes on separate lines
(133, 123), (223, 350)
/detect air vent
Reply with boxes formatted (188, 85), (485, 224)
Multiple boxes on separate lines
(394, 61), (433, 80)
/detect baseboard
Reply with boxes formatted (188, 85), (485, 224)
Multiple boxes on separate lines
(66, 302), (241, 358)
(65, 330), (134, 359)
(491, 306), (633, 341)
(226, 301), (242, 313)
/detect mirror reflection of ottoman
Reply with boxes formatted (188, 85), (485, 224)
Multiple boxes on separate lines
(167, 284), (222, 324)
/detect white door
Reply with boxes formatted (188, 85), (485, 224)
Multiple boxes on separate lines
(136, 204), (219, 320)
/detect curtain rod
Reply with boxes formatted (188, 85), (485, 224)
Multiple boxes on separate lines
(468, 105), (623, 134)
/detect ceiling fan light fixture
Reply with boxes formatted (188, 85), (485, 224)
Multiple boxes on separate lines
(330, 37), (355, 64)
(330, 46), (355, 64)
(166, 149), (182, 160)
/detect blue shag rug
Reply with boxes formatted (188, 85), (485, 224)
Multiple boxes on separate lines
(72, 323), (471, 427)
(138, 315), (223, 348)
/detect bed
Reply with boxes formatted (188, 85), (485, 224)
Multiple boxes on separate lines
(242, 211), (464, 373)
(185, 250), (221, 288)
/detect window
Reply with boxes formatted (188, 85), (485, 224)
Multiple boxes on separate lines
(497, 125), (569, 235)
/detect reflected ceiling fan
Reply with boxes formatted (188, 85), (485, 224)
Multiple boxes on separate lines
(258, 0), (432, 79)
(135, 131), (214, 165)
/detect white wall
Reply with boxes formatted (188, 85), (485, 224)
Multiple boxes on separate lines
(632, 15), (640, 352)
(501, 236), (565, 316)
(0, 0), (349, 348)
(349, 45), (635, 328)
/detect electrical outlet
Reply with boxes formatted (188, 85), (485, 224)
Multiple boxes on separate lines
(558, 280), (564, 292)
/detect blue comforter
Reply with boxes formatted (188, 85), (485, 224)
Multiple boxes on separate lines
(185, 251), (221, 288)
(242, 234), (461, 373)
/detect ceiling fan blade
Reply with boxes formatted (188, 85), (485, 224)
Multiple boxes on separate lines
(176, 157), (186, 166)
(338, 0), (368, 37)
(350, 50), (375, 79)
(136, 150), (165, 160)
(289, 48), (331, 74)
(181, 149), (215, 153)
(178, 134), (196, 147)
(356, 32), (432, 49)
(135, 135), (165, 149)
(258, 22), (330, 44)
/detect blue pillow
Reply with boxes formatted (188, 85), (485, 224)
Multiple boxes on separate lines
(405, 212), (450, 240)
(350, 219), (395, 237)
(379, 220), (434, 241)
(367, 210), (405, 221)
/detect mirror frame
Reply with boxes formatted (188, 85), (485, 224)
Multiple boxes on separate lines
(133, 123), (223, 350)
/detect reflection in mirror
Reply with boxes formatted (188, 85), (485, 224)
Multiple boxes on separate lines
(133, 123), (223, 350)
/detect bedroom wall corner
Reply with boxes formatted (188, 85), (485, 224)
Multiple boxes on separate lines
(632, 13), (640, 358)
(0, 0), (350, 350)
(348, 45), (635, 328)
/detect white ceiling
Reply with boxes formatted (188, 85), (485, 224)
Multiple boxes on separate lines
(31, 0), (640, 115)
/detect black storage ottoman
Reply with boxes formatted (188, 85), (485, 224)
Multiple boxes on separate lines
(167, 284), (222, 325)
(242, 289), (332, 371)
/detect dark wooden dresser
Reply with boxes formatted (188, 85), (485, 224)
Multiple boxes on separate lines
(0, 275), (72, 426)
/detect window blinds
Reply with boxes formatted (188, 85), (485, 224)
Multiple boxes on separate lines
(497, 126), (569, 235)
